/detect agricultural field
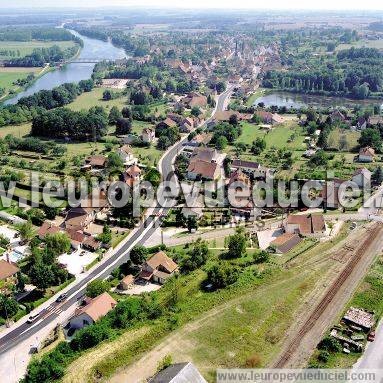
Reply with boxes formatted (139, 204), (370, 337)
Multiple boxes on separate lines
(0, 67), (45, 100)
(0, 40), (78, 60)
(335, 38), (383, 52)
(327, 128), (360, 152)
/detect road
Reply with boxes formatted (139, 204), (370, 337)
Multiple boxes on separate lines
(0, 86), (235, 380)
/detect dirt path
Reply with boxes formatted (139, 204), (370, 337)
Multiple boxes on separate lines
(273, 223), (383, 368)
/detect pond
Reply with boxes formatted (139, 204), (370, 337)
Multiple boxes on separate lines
(253, 91), (383, 110)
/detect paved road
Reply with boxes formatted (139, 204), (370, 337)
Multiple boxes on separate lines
(0, 86), (235, 357)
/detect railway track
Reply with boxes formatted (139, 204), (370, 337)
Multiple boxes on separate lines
(274, 223), (383, 368)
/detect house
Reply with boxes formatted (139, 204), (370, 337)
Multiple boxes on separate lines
(139, 251), (178, 285)
(358, 147), (375, 163)
(83, 155), (107, 170)
(187, 160), (220, 181)
(269, 233), (302, 254)
(0, 259), (20, 293)
(119, 274), (135, 290)
(231, 159), (271, 179)
(284, 214), (326, 238)
(330, 110), (346, 122)
(82, 236), (101, 252)
(352, 168), (372, 188)
(356, 116), (369, 130)
(156, 117), (178, 131)
(256, 111), (284, 125)
(141, 128), (155, 143)
(185, 133), (213, 147)
(65, 190), (109, 231)
(68, 292), (117, 330)
(118, 145), (137, 166)
(38, 221), (60, 240)
(65, 228), (86, 249)
(213, 110), (252, 123)
(181, 92), (207, 109)
(123, 164), (142, 187)
(148, 362), (207, 383)
(180, 117), (194, 133)
(190, 147), (219, 163)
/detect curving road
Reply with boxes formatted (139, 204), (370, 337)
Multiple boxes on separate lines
(0, 85), (235, 356)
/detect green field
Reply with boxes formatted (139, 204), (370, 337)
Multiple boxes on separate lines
(0, 40), (77, 60)
(0, 67), (44, 100)
(68, 87), (128, 111)
(237, 121), (306, 151)
(335, 38), (383, 52)
(0, 122), (32, 138)
(327, 128), (360, 151)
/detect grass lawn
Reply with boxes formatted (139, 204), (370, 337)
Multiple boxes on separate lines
(68, 87), (128, 111)
(237, 121), (306, 151)
(327, 128), (360, 152)
(0, 40), (77, 60)
(0, 122), (31, 138)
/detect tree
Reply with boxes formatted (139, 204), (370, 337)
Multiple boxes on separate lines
(253, 250), (269, 264)
(121, 106), (132, 120)
(309, 150), (329, 167)
(108, 106), (122, 125)
(86, 279), (111, 298)
(15, 222), (35, 242)
(358, 128), (382, 151)
(45, 232), (71, 258)
(144, 168), (161, 188)
(29, 262), (55, 290)
(373, 166), (383, 185)
(115, 117), (132, 135)
(181, 238), (209, 273)
(229, 114), (239, 126)
(130, 245), (148, 265)
(191, 106), (201, 117)
(227, 228), (247, 258)
(0, 234), (10, 248)
(215, 135), (228, 150)
(318, 336), (342, 352)
(0, 294), (18, 319)
(102, 90), (112, 101)
(43, 206), (59, 220)
(251, 137), (266, 155)
(206, 262), (239, 289)
(97, 225), (112, 244)
(107, 152), (123, 171)
(186, 216), (198, 233)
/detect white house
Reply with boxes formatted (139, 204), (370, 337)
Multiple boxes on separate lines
(352, 168), (372, 188)
(141, 128), (155, 143)
(358, 147), (375, 163)
(117, 145), (137, 166)
(68, 292), (116, 330)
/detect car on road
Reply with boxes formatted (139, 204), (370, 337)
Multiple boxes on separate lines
(368, 331), (376, 341)
(56, 293), (68, 303)
(27, 312), (41, 324)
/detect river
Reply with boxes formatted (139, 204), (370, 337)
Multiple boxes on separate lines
(253, 91), (383, 110)
(4, 30), (127, 105)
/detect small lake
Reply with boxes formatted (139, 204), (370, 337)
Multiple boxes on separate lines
(4, 30), (127, 105)
(254, 91), (383, 110)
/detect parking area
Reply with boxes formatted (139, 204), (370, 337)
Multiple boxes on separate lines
(58, 249), (98, 276)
